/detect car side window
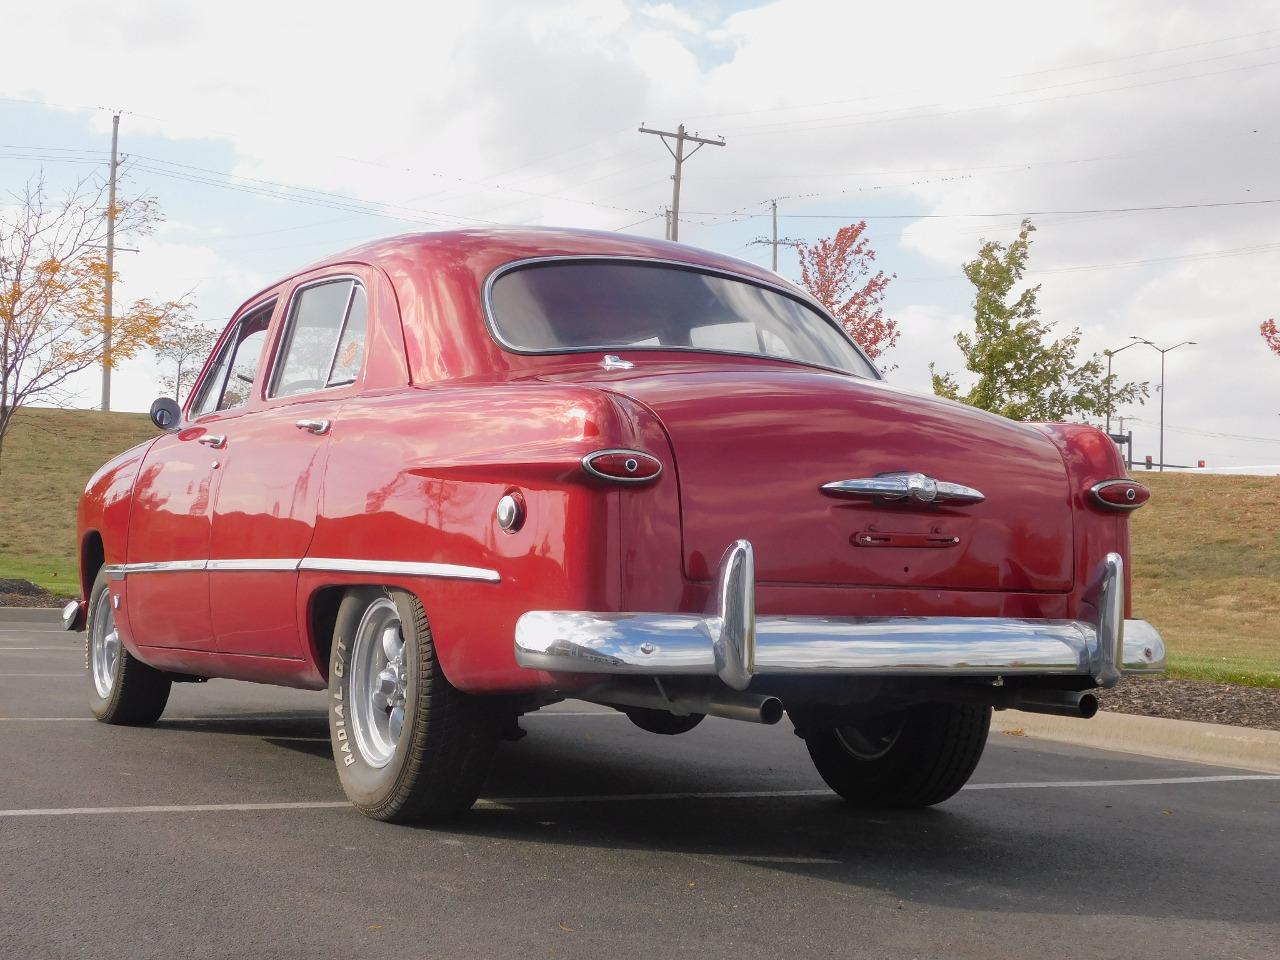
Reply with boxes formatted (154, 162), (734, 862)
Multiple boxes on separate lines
(270, 278), (368, 398)
(189, 302), (275, 417)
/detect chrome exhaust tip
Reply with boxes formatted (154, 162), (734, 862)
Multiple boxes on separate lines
(1009, 689), (1099, 719)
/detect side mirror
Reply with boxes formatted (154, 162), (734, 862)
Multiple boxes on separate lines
(150, 397), (182, 431)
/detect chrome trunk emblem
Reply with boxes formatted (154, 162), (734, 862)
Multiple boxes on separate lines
(821, 472), (985, 505)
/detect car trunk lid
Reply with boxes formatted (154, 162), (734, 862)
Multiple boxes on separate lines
(562, 361), (1075, 593)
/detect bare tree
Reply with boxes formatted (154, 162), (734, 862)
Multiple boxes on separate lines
(155, 315), (219, 402)
(0, 175), (190, 474)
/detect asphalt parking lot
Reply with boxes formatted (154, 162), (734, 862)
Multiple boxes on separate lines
(1, 617), (1277, 960)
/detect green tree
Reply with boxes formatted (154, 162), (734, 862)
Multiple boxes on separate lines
(931, 219), (1146, 422)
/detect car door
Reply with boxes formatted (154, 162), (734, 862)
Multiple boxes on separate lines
(208, 274), (371, 658)
(126, 299), (277, 650)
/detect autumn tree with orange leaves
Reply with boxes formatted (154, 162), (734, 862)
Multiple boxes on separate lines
(0, 176), (190, 474)
(794, 221), (897, 362)
(1263, 318), (1280, 356)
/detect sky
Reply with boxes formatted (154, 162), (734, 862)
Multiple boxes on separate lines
(2, 0), (1278, 468)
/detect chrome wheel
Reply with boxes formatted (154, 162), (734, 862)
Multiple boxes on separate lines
(89, 586), (120, 700)
(834, 712), (906, 761)
(349, 597), (409, 769)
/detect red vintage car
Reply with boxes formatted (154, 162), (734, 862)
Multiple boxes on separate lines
(70, 228), (1165, 822)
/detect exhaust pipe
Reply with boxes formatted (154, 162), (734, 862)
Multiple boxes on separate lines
(1006, 689), (1099, 719)
(587, 684), (784, 725)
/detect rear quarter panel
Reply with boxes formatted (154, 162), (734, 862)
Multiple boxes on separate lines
(305, 382), (642, 692)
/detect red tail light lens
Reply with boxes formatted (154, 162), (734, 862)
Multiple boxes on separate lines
(1090, 479), (1150, 511)
(582, 449), (663, 483)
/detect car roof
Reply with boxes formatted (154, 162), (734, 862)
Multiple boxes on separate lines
(304, 226), (792, 290)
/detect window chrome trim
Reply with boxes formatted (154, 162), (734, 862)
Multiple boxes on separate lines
(188, 298), (278, 421)
(480, 255), (882, 381)
(267, 274), (365, 400)
(105, 558), (500, 583)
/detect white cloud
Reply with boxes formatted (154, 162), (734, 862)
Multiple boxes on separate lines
(3, 0), (1277, 465)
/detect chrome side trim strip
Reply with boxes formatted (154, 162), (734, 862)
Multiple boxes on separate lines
(205, 559), (302, 572)
(106, 560), (208, 579)
(105, 558), (501, 583)
(514, 541), (1165, 686)
(298, 558), (501, 583)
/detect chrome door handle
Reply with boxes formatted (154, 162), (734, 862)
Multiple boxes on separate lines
(197, 435), (227, 449)
(295, 419), (331, 435)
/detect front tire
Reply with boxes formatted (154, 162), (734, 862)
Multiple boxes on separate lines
(329, 587), (497, 822)
(86, 568), (171, 725)
(804, 701), (991, 808)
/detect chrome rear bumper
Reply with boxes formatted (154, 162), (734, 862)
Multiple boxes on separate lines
(514, 541), (1165, 691)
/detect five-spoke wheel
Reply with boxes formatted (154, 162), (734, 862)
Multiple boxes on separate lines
(86, 568), (171, 725)
(328, 587), (497, 822)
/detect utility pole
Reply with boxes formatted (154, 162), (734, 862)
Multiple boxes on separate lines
(101, 112), (120, 412)
(1134, 338), (1196, 472)
(638, 123), (724, 242)
(771, 199), (778, 270)
(748, 199), (799, 272)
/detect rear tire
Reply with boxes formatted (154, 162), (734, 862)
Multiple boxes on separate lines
(329, 587), (497, 823)
(623, 707), (705, 735)
(804, 701), (991, 808)
(86, 568), (171, 725)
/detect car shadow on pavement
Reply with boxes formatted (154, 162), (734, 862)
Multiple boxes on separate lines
(448, 733), (1269, 925)
(181, 711), (1270, 925)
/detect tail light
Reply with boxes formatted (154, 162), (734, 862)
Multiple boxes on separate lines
(1090, 479), (1150, 511)
(582, 449), (663, 484)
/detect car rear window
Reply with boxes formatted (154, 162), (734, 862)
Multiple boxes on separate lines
(487, 259), (877, 378)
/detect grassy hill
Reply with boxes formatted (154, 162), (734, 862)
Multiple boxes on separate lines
(0, 407), (1276, 686)
(0, 408), (155, 596)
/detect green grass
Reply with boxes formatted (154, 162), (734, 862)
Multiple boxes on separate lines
(1131, 472), (1280, 688)
(0, 407), (155, 596)
(0, 409), (1276, 685)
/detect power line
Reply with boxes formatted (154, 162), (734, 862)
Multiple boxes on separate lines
(720, 56), (1280, 139)
(1124, 417), (1280, 445)
(685, 26), (1280, 124)
(685, 196), (1280, 221)
(895, 240), (1280, 283)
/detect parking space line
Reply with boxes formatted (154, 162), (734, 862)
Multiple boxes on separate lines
(2, 775), (1276, 818)
(0, 673), (82, 678)
(0, 714), (325, 723)
(0, 650), (80, 660)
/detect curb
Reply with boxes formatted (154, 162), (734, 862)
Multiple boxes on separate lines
(0, 607), (63, 625)
(991, 709), (1280, 774)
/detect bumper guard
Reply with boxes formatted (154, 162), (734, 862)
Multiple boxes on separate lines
(514, 541), (1165, 691)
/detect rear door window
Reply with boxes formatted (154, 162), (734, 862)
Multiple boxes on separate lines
(270, 278), (367, 398)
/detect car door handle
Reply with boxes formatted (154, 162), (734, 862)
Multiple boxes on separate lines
(295, 419), (331, 435)
(197, 435), (227, 449)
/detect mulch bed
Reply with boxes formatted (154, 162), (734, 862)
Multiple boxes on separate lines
(0, 579), (73, 608)
(1099, 677), (1280, 732)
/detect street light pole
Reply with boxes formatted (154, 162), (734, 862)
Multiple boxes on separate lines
(1103, 339), (1142, 435)
(1134, 339), (1196, 472)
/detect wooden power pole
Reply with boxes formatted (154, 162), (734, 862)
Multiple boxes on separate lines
(101, 112), (120, 412)
(638, 123), (724, 242)
(749, 199), (798, 272)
